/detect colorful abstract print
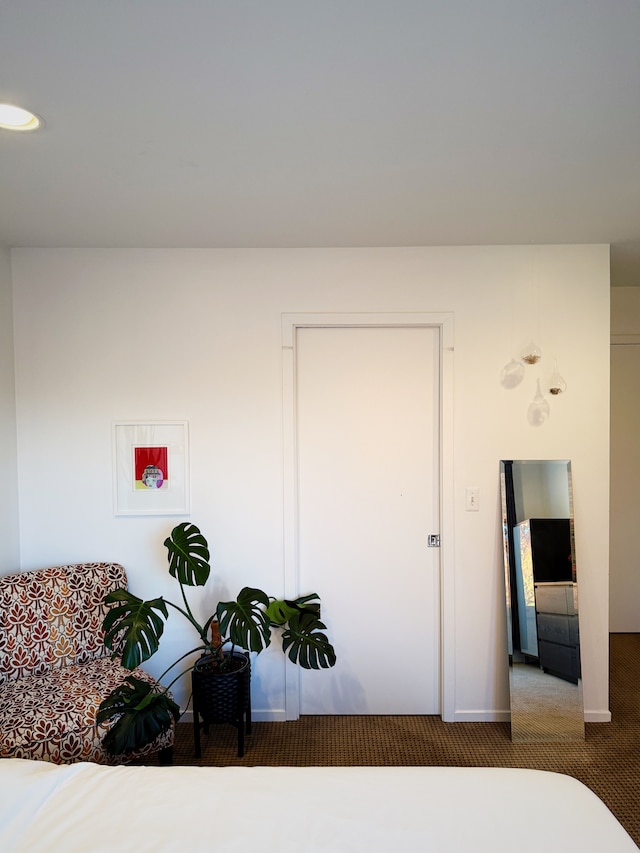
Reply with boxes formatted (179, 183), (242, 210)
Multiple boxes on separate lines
(0, 563), (173, 764)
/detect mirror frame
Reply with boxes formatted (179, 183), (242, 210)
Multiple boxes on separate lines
(500, 459), (584, 742)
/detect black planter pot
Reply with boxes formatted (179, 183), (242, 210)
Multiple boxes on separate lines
(191, 651), (252, 758)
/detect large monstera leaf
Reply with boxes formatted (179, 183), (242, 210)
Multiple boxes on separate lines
(265, 593), (321, 625)
(281, 610), (336, 670)
(164, 521), (211, 587)
(216, 587), (271, 653)
(97, 676), (179, 755)
(103, 589), (168, 670)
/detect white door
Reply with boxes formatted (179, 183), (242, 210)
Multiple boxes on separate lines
(295, 325), (441, 714)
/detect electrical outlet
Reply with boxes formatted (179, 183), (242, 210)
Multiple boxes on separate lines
(465, 487), (480, 511)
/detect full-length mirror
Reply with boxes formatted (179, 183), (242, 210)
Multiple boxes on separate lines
(500, 460), (584, 742)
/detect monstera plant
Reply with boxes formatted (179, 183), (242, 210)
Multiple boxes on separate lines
(97, 522), (336, 755)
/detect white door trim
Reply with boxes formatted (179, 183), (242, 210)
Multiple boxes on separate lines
(282, 312), (455, 721)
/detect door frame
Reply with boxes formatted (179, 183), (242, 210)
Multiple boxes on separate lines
(282, 312), (455, 721)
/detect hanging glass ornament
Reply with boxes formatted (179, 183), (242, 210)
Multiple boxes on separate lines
(521, 340), (542, 365)
(549, 361), (567, 395)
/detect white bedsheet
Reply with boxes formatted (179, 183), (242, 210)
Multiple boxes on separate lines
(0, 759), (636, 852)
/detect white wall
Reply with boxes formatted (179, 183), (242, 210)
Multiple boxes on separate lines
(0, 248), (20, 571)
(10, 246), (611, 721)
(610, 288), (640, 631)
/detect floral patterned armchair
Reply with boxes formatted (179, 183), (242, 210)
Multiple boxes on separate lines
(0, 562), (174, 765)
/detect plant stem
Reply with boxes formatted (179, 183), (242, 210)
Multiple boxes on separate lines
(165, 599), (208, 645)
(157, 645), (207, 681)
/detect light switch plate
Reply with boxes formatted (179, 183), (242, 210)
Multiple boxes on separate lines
(465, 487), (480, 511)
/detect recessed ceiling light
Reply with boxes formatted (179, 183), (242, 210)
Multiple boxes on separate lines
(0, 103), (43, 131)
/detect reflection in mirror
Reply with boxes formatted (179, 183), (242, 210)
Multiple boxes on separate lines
(500, 460), (584, 742)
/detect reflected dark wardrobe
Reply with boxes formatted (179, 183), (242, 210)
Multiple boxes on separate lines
(513, 518), (579, 683)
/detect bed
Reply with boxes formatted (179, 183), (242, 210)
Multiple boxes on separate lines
(0, 759), (636, 852)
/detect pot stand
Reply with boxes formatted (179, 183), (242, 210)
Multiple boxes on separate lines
(192, 652), (252, 758)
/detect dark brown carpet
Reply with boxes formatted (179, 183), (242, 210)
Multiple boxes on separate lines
(157, 634), (640, 846)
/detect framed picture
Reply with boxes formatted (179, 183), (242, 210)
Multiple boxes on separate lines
(112, 421), (190, 516)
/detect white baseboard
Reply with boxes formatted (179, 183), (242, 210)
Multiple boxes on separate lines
(180, 708), (612, 724)
(584, 710), (612, 722)
(179, 708), (287, 724)
(450, 709), (612, 723)
(248, 709), (288, 722)
(452, 711), (511, 722)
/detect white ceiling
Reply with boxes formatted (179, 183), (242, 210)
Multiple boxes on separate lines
(1, 1), (639, 285)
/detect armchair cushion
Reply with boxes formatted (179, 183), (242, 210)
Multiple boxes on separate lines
(0, 563), (174, 765)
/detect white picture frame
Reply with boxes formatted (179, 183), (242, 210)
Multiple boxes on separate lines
(112, 420), (190, 516)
